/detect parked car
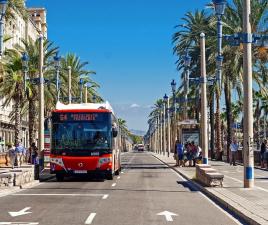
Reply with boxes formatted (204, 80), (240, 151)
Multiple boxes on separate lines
(137, 144), (144, 152)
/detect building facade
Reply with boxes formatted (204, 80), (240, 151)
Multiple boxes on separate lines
(0, 3), (47, 151)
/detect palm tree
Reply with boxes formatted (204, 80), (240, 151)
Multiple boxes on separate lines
(118, 118), (130, 151)
(58, 53), (98, 104)
(5, 0), (27, 21)
(172, 10), (218, 155)
(0, 51), (24, 145)
(219, 0), (268, 160)
(14, 38), (58, 145)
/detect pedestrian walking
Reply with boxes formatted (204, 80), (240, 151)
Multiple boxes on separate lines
(230, 139), (239, 166)
(30, 143), (38, 165)
(174, 140), (178, 166)
(15, 142), (26, 167)
(175, 140), (184, 167)
(191, 141), (198, 167)
(260, 140), (267, 168)
(7, 144), (16, 168)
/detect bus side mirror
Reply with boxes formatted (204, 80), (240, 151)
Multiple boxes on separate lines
(112, 128), (118, 138)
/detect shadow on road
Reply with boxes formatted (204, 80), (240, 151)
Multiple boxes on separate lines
(122, 163), (169, 170)
(177, 180), (198, 192)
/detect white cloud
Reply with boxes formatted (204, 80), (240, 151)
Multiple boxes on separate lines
(130, 103), (140, 108)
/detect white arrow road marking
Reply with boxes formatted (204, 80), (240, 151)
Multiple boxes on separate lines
(0, 223), (38, 225)
(9, 207), (32, 217)
(102, 194), (109, 199)
(111, 183), (116, 187)
(85, 213), (96, 224)
(157, 211), (178, 222)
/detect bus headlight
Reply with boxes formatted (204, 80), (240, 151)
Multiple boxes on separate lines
(98, 157), (112, 165)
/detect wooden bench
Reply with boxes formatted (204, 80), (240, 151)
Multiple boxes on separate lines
(196, 164), (224, 187)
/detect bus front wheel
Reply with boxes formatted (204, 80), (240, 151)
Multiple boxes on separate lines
(56, 173), (64, 182)
(106, 172), (114, 180)
(115, 168), (120, 176)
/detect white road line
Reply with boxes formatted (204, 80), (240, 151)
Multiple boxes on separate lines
(0, 223), (39, 225)
(224, 175), (268, 193)
(11, 193), (107, 197)
(102, 194), (109, 199)
(85, 213), (96, 225)
(117, 176), (120, 179)
(111, 183), (116, 187)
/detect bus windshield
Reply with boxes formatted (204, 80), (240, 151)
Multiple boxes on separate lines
(51, 112), (112, 151)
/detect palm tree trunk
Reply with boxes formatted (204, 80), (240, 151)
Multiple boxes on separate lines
(224, 78), (232, 163)
(215, 87), (222, 160)
(14, 99), (21, 145)
(28, 99), (36, 146)
(255, 102), (261, 149)
(210, 92), (215, 160)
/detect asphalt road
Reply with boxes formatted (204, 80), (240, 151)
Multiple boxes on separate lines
(0, 151), (243, 225)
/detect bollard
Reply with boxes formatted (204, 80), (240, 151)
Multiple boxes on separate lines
(34, 164), (39, 180)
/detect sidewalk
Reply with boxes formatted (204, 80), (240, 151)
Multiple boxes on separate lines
(153, 153), (268, 225)
(0, 164), (40, 197)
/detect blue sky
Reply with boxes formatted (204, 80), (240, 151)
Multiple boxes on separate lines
(27, 0), (209, 131)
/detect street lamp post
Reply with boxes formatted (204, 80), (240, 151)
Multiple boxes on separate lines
(242, 0), (254, 188)
(21, 52), (29, 94)
(54, 52), (61, 102)
(164, 94), (171, 157)
(200, 33), (209, 164)
(92, 94), (96, 103)
(184, 52), (191, 120)
(0, 0), (7, 59)
(38, 34), (44, 164)
(68, 66), (72, 104)
(163, 94), (168, 156)
(171, 79), (177, 149)
(214, 0), (255, 188)
(162, 99), (166, 156)
(160, 111), (163, 155)
(84, 82), (92, 104)
(79, 78), (83, 103)
(213, 0), (226, 86)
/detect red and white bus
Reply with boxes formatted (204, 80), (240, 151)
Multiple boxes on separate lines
(50, 102), (121, 181)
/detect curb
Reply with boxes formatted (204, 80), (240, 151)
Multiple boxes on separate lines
(0, 186), (21, 197)
(39, 174), (55, 182)
(153, 154), (266, 225)
(20, 180), (40, 189)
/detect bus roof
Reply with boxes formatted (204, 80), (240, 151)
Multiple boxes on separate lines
(55, 101), (115, 114)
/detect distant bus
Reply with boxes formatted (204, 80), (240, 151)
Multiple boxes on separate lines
(50, 102), (121, 181)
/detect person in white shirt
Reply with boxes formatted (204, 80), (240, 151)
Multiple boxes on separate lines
(8, 144), (16, 169)
(230, 139), (239, 166)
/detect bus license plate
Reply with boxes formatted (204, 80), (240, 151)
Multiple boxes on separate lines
(91, 152), (99, 156)
(74, 170), (87, 174)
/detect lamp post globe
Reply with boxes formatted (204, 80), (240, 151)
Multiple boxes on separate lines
(0, 0), (7, 58)
(54, 52), (61, 101)
(21, 52), (29, 69)
(171, 79), (176, 93)
(21, 52), (29, 93)
(163, 93), (168, 103)
(212, 0), (227, 16)
(184, 53), (191, 67)
(216, 55), (224, 68)
(53, 52), (61, 68)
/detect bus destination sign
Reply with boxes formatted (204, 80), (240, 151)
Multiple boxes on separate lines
(59, 113), (98, 122)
